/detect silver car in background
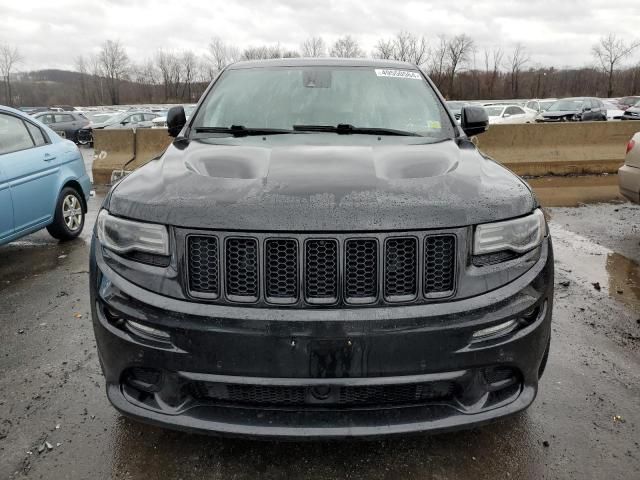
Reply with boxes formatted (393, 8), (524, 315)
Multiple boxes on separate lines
(619, 132), (640, 203)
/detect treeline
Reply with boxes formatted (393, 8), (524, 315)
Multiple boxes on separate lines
(2, 33), (640, 107)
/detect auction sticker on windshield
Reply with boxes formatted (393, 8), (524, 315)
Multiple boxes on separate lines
(375, 69), (422, 80)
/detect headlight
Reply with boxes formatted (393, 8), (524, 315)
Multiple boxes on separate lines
(97, 210), (169, 256)
(473, 209), (545, 256)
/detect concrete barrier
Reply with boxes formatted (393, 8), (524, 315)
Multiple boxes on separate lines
(92, 121), (640, 184)
(130, 128), (173, 170)
(92, 130), (135, 185)
(477, 122), (639, 176)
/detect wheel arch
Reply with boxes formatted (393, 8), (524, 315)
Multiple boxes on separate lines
(61, 180), (88, 213)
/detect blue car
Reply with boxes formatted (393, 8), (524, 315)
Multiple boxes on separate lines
(0, 105), (91, 245)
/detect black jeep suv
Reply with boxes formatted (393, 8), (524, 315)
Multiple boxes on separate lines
(90, 58), (553, 439)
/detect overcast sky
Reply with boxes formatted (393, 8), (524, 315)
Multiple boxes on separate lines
(2, 0), (640, 72)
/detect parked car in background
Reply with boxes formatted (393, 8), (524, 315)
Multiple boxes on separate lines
(19, 106), (48, 115)
(445, 101), (469, 123)
(103, 111), (156, 130)
(536, 97), (607, 122)
(619, 133), (640, 203)
(50, 105), (77, 112)
(602, 100), (624, 120)
(0, 106), (91, 245)
(77, 111), (156, 146)
(32, 111), (90, 143)
(621, 100), (640, 121)
(525, 99), (557, 113)
(152, 105), (196, 128)
(484, 104), (537, 124)
(617, 96), (640, 111)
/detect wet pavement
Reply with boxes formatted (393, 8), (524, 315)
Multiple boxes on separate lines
(1, 179), (639, 478)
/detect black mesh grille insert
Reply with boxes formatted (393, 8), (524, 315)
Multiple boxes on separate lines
(265, 239), (298, 299)
(384, 237), (418, 299)
(225, 238), (258, 298)
(190, 381), (456, 407)
(424, 235), (456, 295)
(305, 240), (338, 300)
(187, 235), (219, 295)
(345, 239), (378, 300)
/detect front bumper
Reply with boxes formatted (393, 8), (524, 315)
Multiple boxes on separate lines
(618, 164), (640, 203)
(90, 237), (554, 439)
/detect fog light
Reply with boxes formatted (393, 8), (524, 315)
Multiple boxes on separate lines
(472, 320), (518, 340)
(125, 320), (171, 341)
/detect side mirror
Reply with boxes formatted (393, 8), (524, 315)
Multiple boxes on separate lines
(503, 113), (511, 118)
(167, 106), (186, 137)
(461, 106), (489, 137)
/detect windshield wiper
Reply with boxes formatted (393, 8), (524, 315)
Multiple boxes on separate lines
(194, 125), (296, 137)
(293, 124), (421, 136)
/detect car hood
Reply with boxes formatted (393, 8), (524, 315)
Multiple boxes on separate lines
(107, 137), (535, 231)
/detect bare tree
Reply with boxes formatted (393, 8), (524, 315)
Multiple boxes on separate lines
(156, 50), (184, 101)
(374, 32), (429, 67)
(130, 59), (158, 102)
(241, 44), (287, 60)
(301, 36), (326, 57)
(592, 33), (640, 97)
(74, 55), (89, 105)
(508, 43), (530, 97)
(483, 47), (503, 98)
(374, 38), (395, 59)
(330, 35), (363, 58)
(87, 53), (105, 104)
(429, 35), (449, 91)
(446, 34), (474, 98)
(207, 37), (237, 77)
(99, 40), (129, 104)
(0, 43), (23, 106)
(181, 51), (197, 101)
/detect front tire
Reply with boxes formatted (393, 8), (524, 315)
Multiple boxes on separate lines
(47, 187), (85, 241)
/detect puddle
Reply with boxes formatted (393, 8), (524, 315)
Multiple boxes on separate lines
(527, 175), (623, 207)
(550, 224), (640, 313)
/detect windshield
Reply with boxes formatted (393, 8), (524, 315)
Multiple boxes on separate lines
(191, 66), (454, 138)
(484, 106), (504, 117)
(88, 112), (117, 122)
(539, 101), (555, 111)
(548, 99), (584, 112)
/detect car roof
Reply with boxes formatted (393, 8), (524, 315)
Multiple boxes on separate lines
(0, 105), (28, 116)
(227, 57), (420, 70)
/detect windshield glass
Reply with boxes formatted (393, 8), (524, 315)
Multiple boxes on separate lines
(539, 101), (555, 111)
(548, 99), (584, 112)
(89, 112), (117, 123)
(191, 66), (454, 138)
(484, 106), (504, 117)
